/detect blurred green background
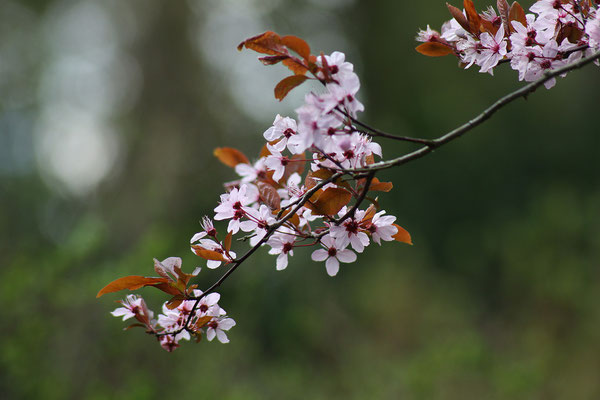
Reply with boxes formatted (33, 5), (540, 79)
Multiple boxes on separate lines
(2, 0), (600, 399)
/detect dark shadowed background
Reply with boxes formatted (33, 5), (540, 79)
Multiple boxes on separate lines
(2, 0), (600, 399)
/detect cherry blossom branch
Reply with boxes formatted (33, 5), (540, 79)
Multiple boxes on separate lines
(336, 170), (375, 223)
(158, 171), (344, 338)
(352, 49), (600, 173)
(170, 50), (600, 338)
(340, 109), (435, 146)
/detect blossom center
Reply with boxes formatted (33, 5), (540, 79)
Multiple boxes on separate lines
(344, 220), (359, 234)
(283, 128), (295, 138)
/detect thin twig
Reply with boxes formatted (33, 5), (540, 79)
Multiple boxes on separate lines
(339, 108), (436, 146)
(336, 170), (376, 224)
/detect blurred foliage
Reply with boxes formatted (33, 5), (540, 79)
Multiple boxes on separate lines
(2, 0), (600, 399)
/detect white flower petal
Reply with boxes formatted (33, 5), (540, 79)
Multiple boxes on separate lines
(206, 328), (216, 341)
(216, 329), (230, 344)
(311, 249), (329, 262)
(276, 253), (288, 270)
(190, 232), (207, 243)
(218, 318), (236, 330)
(325, 257), (340, 276)
(204, 293), (221, 306)
(336, 249), (357, 263)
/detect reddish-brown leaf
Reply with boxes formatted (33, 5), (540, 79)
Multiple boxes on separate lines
(415, 42), (454, 57)
(274, 75), (309, 101)
(509, 2), (527, 27)
(166, 295), (186, 310)
(281, 35), (311, 59)
(360, 203), (378, 226)
(195, 315), (213, 330)
(392, 224), (413, 245)
(282, 58), (309, 75)
(259, 55), (290, 65)
(191, 245), (228, 262)
(237, 31), (285, 55)
(305, 168), (334, 190)
(463, 0), (481, 34)
(213, 147), (250, 168)
(257, 181), (281, 210)
(307, 187), (352, 216)
(223, 231), (233, 252)
(447, 3), (472, 33)
(153, 282), (183, 296)
(557, 24), (583, 44)
(480, 19), (499, 35)
(497, 0), (511, 33)
(96, 276), (170, 298)
(369, 178), (393, 192)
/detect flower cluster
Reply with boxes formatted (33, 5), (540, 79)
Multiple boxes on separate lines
(193, 50), (408, 279)
(100, 31), (413, 352)
(107, 257), (236, 352)
(416, 0), (600, 88)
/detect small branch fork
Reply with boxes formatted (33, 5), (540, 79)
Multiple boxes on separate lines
(155, 49), (600, 339)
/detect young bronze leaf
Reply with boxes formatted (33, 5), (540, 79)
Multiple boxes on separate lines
(497, 0), (511, 33)
(274, 75), (309, 101)
(309, 187), (352, 216)
(259, 55), (290, 65)
(509, 2), (527, 27)
(223, 231), (233, 252)
(237, 31), (285, 55)
(153, 282), (183, 296)
(213, 147), (250, 168)
(369, 178), (393, 192)
(447, 3), (472, 33)
(191, 245), (228, 262)
(480, 19), (499, 35)
(281, 35), (311, 59)
(463, 0), (481, 34)
(305, 168), (334, 190)
(415, 42), (454, 57)
(96, 276), (170, 298)
(392, 224), (413, 245)
(257, 181), (281, 210)
(195, 315), (213, 330)
(360, 203), (378, 227)
(166, 295), (186, 310)
(282, 58), (309, 75)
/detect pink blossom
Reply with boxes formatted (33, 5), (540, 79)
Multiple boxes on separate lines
(311, 234), (357, 276)
(111, 294), (153, 322)
(416, 25), (441, 43)
(368, 210), (398, 245)
(330, 207), (370, 253)
(263, 114), (299, 153)
(478, 26), (507, 75)
(214, 185), (253, 221)
(267, 228), (296, 270)
(235, 158), (268, 183)
(206, 317), (236, 343)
